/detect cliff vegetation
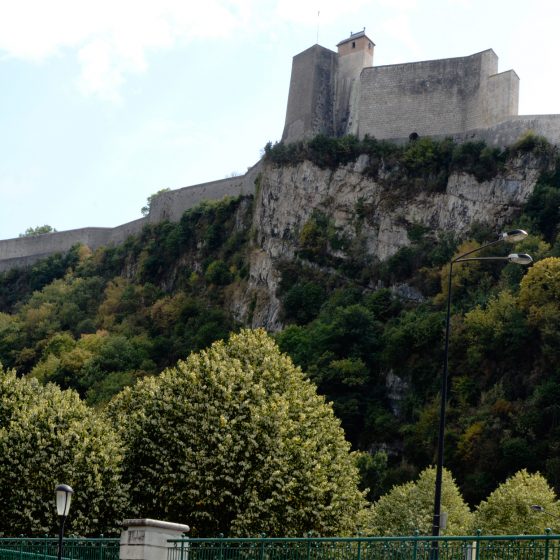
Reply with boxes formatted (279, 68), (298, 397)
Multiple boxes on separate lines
(1, 133), (560, 523)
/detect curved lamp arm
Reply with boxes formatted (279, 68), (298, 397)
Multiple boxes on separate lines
(452, 230), (528, 264)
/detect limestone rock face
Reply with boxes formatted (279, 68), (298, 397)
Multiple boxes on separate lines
(241, 153), (543, 330)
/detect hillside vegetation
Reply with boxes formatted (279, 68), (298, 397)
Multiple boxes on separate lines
(2, 133), (560, 511)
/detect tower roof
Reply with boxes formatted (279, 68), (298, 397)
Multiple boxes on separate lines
(336, 29), (375, 47)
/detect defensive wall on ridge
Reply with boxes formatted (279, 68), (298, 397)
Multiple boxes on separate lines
(281, 31), (560, 148)
(0, 162), (261, 273)
(3, 30), (560, 273)
(357, 50), (518, 140)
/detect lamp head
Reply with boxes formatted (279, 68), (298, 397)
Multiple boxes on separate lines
(501, 229), (528, 243)
(507, 253), (533, 265)
(55, 484), (74, 517)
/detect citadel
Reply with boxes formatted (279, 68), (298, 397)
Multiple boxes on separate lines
(282, 30), (560, 146)
(2, 30), (560, 272)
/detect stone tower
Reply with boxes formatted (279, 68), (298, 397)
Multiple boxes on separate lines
(282, 30), (375, 143)
(282, 44), (337, 144)
(334, 30), (375, 136)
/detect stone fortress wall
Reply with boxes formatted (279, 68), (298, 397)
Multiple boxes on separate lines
(0, 162), (261, 273)
(357, 49), (518, 140)
(282, 45), (337, 142)
(2, 29), (560, 273)
(282, 30), (560, 148)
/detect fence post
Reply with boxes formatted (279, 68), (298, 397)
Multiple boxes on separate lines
(179, 537), (186, 560)
(474, 530), (481, 560)
(412, 530), (419, 560)
(306, 533), (312, 560)
(119, 519), (190, 560)
(259, 533), (266, 560)
(357, 534), (362, 560)
(545, 528), (551, 560)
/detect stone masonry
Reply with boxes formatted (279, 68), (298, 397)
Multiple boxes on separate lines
(1, 30), (560, 272)
(282, 30), (560, 147)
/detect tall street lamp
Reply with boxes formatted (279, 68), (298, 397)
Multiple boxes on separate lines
(55, 484), (74, 560)
(432, 230), (532, 539)
(531, 504), (560, 522)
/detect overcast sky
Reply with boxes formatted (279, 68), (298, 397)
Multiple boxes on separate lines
(1, 0), (558, 240)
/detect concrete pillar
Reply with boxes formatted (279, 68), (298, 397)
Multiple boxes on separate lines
(120, 519), (190, 560)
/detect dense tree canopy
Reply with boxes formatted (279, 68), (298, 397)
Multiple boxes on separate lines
(107, 329), (366, 537)
(0, 366), (126, 536)
(474, 470), (560, 535)
(2, 136), (560, 525)
(361, 467), (473, 536)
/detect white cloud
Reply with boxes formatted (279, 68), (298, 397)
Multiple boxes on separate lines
(0, 0), (245, 100)
(0, 0), (374, 101)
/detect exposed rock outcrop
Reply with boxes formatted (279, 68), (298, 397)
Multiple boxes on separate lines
(243, 153), (545, 330)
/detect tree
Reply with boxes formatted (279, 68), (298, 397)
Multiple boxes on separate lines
(141, 188), (170, 216)
(519, 257), (560, 364)
(0, 366), (127, 536)
(519, 257), (560, 317)
(355, 450), (388, 502)
(19, 225), (57, 237)
(473, 469), (560, 534)
(361, 467), (472, 536)
(107, 329), (366, 537)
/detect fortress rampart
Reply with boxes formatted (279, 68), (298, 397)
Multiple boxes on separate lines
(2, 30), (560, 273)
(281, 31), (560, 148)
(357, 50), (518, 140)
(0, 162), (261, 273)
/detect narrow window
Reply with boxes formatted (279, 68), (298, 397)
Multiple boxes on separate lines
(352, 41), (356, 48)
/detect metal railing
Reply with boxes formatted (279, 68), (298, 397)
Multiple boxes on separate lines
(167, 535), (560, 560)
(0, 538), (120, 560)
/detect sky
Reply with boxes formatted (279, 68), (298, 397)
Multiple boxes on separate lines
(1, 0), (559, 240)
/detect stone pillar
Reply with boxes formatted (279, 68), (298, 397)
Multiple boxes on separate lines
(120, 519), (190, 560)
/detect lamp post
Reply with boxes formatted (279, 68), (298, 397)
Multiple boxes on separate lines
(431, 230), (532, 541)
(55, 484), (74, 560)
(531, 504), (560, 521)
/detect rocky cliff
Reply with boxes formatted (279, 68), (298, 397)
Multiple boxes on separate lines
(242, 151), (546, 330)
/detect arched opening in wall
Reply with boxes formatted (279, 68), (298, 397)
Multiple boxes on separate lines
(409, 132), (419, 142)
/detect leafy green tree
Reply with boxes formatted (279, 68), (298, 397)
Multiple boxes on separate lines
(141, 188), (170, 216)
(519, 257), (560, 365)
(282, 281), (326, 324)
(361, 467), (472, 536)
(0, 366), (126, 535)
(461, 291), (531, 379)
(19, 225), (57, 237)
(107, 329), (366, 537)
(205, 260), (233, 285)
(355, 450), (388, 501)
(473, 470), (560, 534)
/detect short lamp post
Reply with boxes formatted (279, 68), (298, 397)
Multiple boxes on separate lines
(431, 230), (532, 542)
(55, 484), (74, 560)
